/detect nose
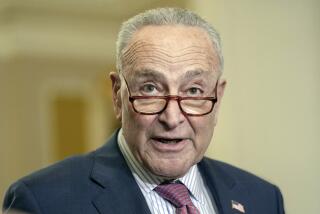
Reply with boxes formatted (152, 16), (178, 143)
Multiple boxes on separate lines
(158, 98), (185, 129)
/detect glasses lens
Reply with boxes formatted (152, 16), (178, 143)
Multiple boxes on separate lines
(133, 98), (166, 114)
(180, 99), (213, 115)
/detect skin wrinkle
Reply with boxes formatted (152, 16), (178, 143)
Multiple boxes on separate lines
(123, 45), (212, 61)
(129, 59), (215, 74)
(123, 50), (219, 75)
(125, 54), (213, 65)
(122, 40), (210, 60)
(123, 49), (212, 66)
(123, 40), (214, 54)
(122, 41), (219, 72)
(123, 45), (216, 64)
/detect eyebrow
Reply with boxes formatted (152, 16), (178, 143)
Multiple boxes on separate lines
(130, 69), (166, 82)
(183, 69), (206, 80)
(129, 68), (210, 83)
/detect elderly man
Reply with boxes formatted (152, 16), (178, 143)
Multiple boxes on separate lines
(3, 8), (285, 214)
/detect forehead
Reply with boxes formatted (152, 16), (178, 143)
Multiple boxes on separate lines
(121, 25), (220, 77)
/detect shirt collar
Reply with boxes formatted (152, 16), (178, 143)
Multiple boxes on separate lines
(117, 128), (205, 204)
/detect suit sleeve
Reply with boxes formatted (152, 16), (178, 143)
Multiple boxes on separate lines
(274, 185), (285, 214)
(3, 181), (42, 214)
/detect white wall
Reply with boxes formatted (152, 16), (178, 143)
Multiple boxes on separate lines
(188, 0), (320, 213)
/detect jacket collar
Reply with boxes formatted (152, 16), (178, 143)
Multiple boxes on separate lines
(198, 159), (252, 214)
(90, 130), (252, 214)
(90, 131), (152, 214)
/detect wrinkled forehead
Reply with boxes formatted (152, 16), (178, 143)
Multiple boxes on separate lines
(120, 25), (220, 77)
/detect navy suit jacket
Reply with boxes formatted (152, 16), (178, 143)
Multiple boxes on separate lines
(3, 131), (285, 214)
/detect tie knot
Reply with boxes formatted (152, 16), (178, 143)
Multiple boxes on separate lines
(154, 182), (193, 208)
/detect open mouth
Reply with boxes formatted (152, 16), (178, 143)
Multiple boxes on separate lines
(155, 138), (183, 144)
(151, 137), (188, 152)
(158, 139), (182, 144)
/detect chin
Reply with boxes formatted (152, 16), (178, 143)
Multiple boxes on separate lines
(155, 169), (186, 180)
(149, 159), (193, 179)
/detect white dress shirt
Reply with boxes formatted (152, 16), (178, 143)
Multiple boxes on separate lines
(117, 129), (217, 214)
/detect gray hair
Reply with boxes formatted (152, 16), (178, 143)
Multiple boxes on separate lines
(116, 7), (224, 73)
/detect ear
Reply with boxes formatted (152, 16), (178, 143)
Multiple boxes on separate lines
(110, 72), (122, 121)
(213, 78), (227, 124)
(217, 78), (227, 101)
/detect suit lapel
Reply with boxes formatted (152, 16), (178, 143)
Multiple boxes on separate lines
(198, 159), (253, 214)
(90, 132), (151, 214)
(89, 132), (254, 214)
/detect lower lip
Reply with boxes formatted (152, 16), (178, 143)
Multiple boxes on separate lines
(150, 138), (189, 152)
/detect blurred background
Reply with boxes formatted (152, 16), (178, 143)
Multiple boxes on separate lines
(0, 0), (319, 213)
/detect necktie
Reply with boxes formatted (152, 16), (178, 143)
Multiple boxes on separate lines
(154, 182), (200, 214)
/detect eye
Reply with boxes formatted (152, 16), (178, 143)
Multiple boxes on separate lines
(186, 87), (203, 96)
(140, 83), (158, 95)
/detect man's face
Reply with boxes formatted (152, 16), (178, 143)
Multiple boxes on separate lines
(111, 25), (226, 179)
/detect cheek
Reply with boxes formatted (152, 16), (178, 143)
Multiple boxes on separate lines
(122, 103), (156, 142)
(191, 115), (216, 147)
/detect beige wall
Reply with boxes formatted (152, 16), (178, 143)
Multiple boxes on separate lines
(0, 0), (187, 203)
(1, 0), (319, 213)
(189, 0), (320, 213)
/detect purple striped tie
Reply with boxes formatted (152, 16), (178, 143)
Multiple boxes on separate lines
(154, 182), (200, 214)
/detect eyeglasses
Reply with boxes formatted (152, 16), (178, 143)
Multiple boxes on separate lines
(121, 74), (218, 116)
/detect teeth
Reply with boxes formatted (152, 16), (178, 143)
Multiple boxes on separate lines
(159, 139), (181, 144)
